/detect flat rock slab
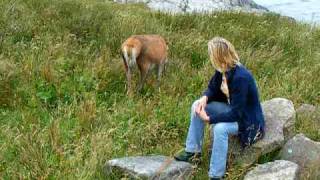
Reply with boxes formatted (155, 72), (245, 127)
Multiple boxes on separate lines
(229, 98), (296, 167)
(244, 160), (299, 180)
(279, 133), (320, 179)
(105, 155), (193, 179)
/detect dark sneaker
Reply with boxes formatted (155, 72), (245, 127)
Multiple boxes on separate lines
(174, 149), (201, 164)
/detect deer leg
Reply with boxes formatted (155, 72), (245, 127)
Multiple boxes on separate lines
(137, 63), (150, 93)
(122, 53), (132, 95)
(126, 69), (132, 95)
(156, 63), (164, 91)
(163, 58), (168, 76)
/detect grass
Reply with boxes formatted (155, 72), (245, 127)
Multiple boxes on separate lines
(0, 0), (319, 179)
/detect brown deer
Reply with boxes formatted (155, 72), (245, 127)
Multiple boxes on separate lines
(121, 35), (168, 94)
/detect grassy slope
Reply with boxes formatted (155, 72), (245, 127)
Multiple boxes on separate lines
(0, 0), (319, 179)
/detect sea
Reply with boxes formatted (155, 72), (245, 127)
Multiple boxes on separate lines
(254, 0), (320, 25)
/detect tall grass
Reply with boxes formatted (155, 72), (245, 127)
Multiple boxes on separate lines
(0, 0), (319, 179)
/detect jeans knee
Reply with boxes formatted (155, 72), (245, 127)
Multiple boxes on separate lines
(213, 123), (227, 136)
(191, 100), (200, 113)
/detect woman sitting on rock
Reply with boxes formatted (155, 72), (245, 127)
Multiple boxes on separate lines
(174, 37), (265, 180)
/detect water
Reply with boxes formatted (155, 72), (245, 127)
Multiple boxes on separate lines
(254, 0), (320, 25)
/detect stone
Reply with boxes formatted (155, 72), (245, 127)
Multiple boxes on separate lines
(279, 133), (320, 179)
(105, 155), (193, 179)
(229, 98), (296, 167)
(114, 0), (268, 14)
(244, 160), (299, 180)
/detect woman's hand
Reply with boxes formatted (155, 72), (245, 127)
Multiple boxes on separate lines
(195, 96), (210, 123)
(196, 107), (210, 123)
(196, 96), (208, 113)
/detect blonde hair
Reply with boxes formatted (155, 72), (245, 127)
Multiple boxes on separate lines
(208, 37), (240, 72)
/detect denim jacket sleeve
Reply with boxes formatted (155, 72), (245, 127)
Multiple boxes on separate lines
(209, 76), (249, 124)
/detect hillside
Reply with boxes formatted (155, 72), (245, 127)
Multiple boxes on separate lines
(0, 0), (319, 179)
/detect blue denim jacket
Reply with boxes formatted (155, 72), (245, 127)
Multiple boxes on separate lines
(203, 64), (265, 147)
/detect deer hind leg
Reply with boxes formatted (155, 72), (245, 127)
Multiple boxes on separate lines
(122, 50), (132, 95)
(137, 62), (150, 93)
(156, 63), (164, 91)
(163, 58), (168, 76)
(126, 68), (132, 95)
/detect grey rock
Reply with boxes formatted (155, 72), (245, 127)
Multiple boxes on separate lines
(279, 133), (320, 179)
(229, 98), (296, 167)
(114, 0), (268, 13)
(105, 155), (193, 179)
(260, 98), (296, 145)
(244, 160), (299, 180)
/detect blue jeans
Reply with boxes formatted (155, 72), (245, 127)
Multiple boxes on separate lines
(185, 100), (239, 178)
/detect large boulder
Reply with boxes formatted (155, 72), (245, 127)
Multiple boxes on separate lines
(261, 98), (296, 143)
(279, 133), (320, 179)
(229, 98), (296, 167)
(105, 155), (193, 179)
(114, 0), (268, 13)
(244, 160), (299, 180)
